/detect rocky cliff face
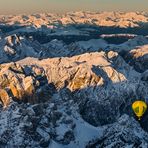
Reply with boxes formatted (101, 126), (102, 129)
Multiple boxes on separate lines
(0, 62), (52, 107)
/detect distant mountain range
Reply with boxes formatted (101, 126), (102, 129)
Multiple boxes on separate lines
(0, 11), (148, 28)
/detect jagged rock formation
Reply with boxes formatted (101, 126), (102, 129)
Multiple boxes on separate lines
(17, 51), (127, 91)
(0, 62), (51, 106)
(0, 34), (41, 63)
(128, 45), (148, 72)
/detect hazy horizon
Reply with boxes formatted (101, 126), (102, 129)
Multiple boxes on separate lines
(0, 0), (147, 15)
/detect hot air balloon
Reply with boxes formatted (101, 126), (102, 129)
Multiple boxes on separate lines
(132, 100), (147, 120)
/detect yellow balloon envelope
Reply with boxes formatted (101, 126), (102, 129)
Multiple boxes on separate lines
(132, 101), (147, 120)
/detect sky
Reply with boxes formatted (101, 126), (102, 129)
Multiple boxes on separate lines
(0, 0), (147, 14)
